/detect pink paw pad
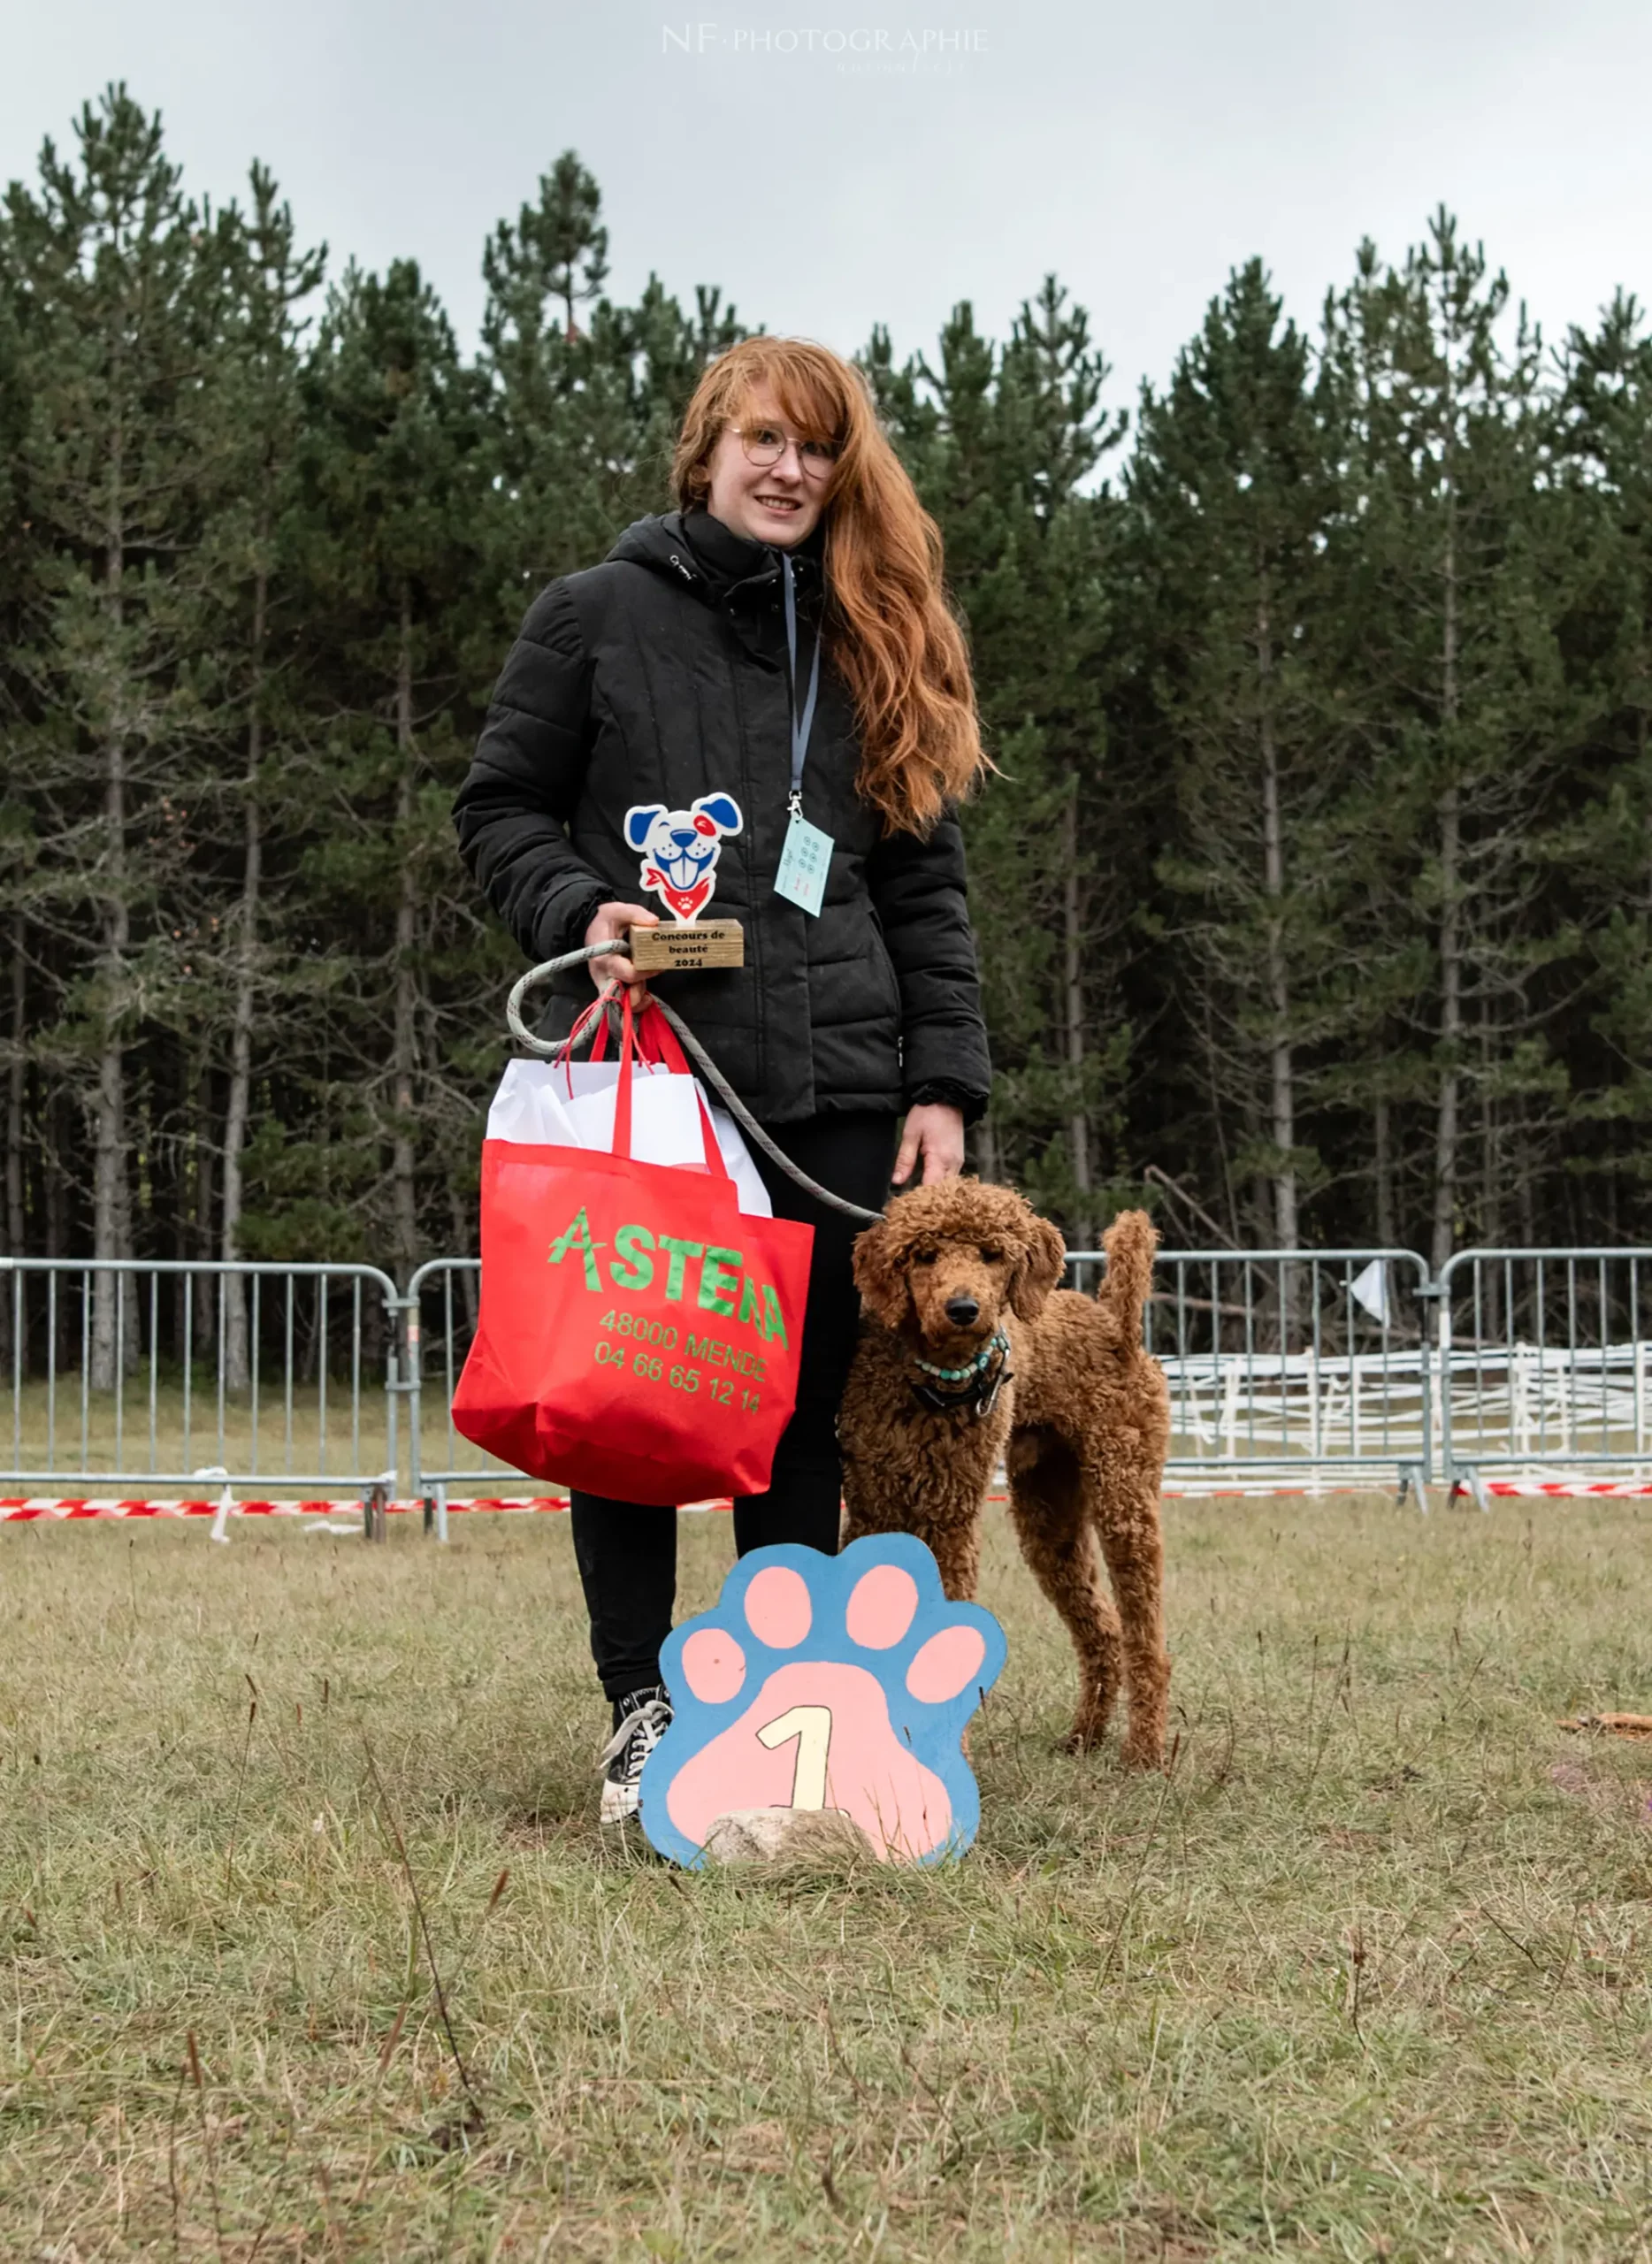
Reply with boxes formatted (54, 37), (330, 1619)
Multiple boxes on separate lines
(907, 1624), (987, 1702)
(742, 1564), (812, 1648)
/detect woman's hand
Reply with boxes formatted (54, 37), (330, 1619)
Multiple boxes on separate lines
(891, 1103), (966, 1187)
(584, 901), (658, 991)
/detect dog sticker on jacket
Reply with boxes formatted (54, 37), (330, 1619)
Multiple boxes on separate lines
(624, 794), (743, 924)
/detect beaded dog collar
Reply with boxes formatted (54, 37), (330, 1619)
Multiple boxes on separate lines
(912, 1327), (1010, 1385)
(910, 1327), (1013, 1419)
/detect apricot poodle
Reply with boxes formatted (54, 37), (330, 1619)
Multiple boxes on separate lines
(839, 1182), (1172, 1769)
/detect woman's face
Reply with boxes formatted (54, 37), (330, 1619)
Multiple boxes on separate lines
(703, 383), (833, 548)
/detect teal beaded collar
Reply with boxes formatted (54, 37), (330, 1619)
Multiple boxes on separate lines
(910, 1327), (1013, 1419)
(911, 1327), (1010, 1385)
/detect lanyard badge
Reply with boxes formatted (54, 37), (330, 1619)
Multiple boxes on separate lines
(773, 555), (833, 918)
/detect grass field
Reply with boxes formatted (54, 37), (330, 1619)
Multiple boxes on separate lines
(2, 1499), (1649, 2261)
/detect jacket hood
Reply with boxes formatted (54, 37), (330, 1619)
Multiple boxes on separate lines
(606, 508), (824, 607)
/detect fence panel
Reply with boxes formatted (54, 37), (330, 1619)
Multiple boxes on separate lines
(0, 1258), (402, 1494)
(408, 1257), (521, 1534)
(1438, 1248), (1652, 1495)
(20, 1243), (1652, 1520)
(405, 1257), (487, 1503)
(1067, 1248), (1436, 1493)
(407, 1247), (1441, 1512)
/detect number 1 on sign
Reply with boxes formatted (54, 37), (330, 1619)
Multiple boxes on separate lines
(756, 1703), (833, 1809)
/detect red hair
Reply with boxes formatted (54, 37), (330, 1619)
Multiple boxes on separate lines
(671, 336), (986, 835)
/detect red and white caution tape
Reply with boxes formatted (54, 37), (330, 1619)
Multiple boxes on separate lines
(1159, 1477), (1652, 1500)
(0, 1493), (736, 1522)
(1480, 1477), (1652, 1498)
(9, 1478), (1648, 1528)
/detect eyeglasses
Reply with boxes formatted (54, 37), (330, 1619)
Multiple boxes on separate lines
(728, 423), (837, 478)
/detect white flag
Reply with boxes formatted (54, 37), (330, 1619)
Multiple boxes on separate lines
(1350, 1258), (1389, 1326)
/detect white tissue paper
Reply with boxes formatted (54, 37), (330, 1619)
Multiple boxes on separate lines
(486, 1058), (773, 1218)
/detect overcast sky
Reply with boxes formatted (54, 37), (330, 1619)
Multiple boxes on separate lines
(4, 0), (1650, 416)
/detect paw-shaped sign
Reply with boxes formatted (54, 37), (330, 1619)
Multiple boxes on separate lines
(639, 1534), (1006, 1868)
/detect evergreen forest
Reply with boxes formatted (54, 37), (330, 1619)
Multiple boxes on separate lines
(6, 88), (1652, 1311)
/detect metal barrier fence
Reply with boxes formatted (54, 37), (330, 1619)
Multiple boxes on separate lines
(406, 1257), (488, 1540)
(1435, 1248), (1652, 1503)
(1, 1258), (402, 1496)
(8, 1246), (1652, 1523)
(1089, 1248), (1438, 1499)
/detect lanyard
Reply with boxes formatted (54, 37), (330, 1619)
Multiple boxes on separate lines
(782, 553), (822, 817)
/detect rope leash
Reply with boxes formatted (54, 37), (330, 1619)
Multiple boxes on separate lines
(505, 945), (885, 1226)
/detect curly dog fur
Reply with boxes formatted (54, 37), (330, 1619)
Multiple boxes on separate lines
(839, 1182), (1171, 1769)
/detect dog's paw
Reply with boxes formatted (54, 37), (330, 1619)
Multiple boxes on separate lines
(639, 1534), (1006, 1868)
(1118, 1732), (1166, 1772)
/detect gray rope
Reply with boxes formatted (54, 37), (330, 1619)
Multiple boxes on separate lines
(504, 945), (885, 1225)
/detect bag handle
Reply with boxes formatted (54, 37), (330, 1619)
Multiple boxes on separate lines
(606, 995), (731, 1183)
(634, 998), (690, 1075)
(579, 990), (728, 1188)
(639, 999), (733, 1181)
(611, 988), (639, 1158)
(561, 991), (612, 1090)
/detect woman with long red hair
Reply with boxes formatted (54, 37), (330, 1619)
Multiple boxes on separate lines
(455, 335), (991, 1823)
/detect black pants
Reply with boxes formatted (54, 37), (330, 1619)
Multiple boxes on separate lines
(569, 1111), (898, 1701)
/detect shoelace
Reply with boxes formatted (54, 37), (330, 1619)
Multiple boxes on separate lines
(596, 1696), (671, 1778)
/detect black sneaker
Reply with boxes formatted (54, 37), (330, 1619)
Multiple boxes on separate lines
(597, 1685), (672, 1825)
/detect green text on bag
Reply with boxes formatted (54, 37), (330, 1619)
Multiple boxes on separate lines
(547, 1207), (789, 1346)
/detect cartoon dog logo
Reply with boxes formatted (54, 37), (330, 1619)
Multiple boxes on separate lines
(623, 793), (744, 924)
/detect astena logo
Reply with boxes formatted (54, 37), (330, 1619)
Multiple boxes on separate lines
(547, 1206), (788, 1344)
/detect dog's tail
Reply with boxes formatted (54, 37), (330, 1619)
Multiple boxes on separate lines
(1097, 1209), (1159, 1339)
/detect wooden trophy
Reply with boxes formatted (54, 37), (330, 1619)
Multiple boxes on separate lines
(628, 918), (744, 974)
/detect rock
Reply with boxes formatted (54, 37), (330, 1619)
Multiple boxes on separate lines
(701, 1805), (878, 1868)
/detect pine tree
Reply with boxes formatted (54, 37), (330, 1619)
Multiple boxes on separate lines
(480, 153), (612, 584)
(184, 165), (326, 1382)
(3, 87), (237, 1381)
(1320, 214), (1571, 1266)
(0, 261), (36, 1360)
(483, 149), (609, 363)
(869, 282), (1129, 1238)
(480, 153), (745, 612)
(1128, 261), (1339, 1251)
(288, 258), (489, 1282)
(1549, 294), (1652, 1233)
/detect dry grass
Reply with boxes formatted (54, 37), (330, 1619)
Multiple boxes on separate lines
(2, 1498), (1650, 2261)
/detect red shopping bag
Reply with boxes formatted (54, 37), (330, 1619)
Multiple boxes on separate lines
(451, 992), (815, 1503)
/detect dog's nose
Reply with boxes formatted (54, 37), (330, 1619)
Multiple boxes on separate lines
(944, 1296), (980, 1327)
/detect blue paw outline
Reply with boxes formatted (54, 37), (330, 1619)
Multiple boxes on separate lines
(639, 1533), (1006, 1870)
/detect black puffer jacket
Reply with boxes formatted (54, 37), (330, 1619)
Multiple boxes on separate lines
(453, 507), (990, 1124)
